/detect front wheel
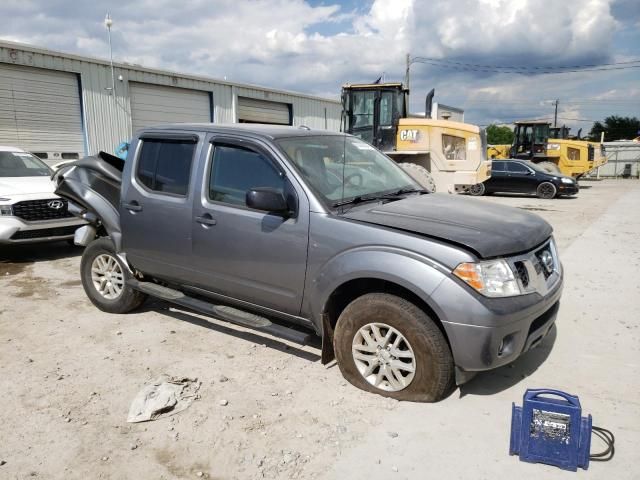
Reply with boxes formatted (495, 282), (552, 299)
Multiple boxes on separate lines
(537, 181), (557, 199)
(80, 238), (147, 313)
(468, 183), (486, 196)
(398, 163), (436, 193)
(333, 293), (454, 402)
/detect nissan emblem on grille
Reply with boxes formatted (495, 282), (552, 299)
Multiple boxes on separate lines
(47, 200), (64, 210)
(540, 250), (554, 274)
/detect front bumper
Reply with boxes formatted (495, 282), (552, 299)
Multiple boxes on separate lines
(557, 183), (579, 195)
(432, 269), (563, 382)
(0, 216), (85, 244)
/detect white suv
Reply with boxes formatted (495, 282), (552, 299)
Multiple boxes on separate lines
(0, 146), (85, 244)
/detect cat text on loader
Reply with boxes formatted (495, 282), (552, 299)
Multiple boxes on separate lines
(341, 82), (491, 193)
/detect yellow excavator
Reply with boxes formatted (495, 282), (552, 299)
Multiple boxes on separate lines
(487, 121), (607, 178)
(341, 83), (491, 193)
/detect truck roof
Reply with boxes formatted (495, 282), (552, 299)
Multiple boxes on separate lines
(137, 123), (343, 140)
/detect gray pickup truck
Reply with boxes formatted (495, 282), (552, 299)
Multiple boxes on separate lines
(54, 124), (562, 402)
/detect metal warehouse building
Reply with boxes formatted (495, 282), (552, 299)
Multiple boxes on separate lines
(0, 40), (342, 163)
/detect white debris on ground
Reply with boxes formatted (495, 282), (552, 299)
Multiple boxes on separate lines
(127, 375), (201, 423)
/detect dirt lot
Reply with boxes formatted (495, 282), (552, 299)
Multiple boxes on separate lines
(1, 179), (639, 479)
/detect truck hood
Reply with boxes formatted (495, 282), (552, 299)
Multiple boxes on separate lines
(343, 194), (553, 258)
(0, 176), (55, 198)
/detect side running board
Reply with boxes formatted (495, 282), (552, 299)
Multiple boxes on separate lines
(128, 280), (310, 345)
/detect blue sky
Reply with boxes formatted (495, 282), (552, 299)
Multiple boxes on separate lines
(1, 0), (638, 133)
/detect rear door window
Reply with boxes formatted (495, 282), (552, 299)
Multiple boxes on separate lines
(209, 144), (284, 207)
(136, 139), (196, 196)
(492, 161), (507, 172)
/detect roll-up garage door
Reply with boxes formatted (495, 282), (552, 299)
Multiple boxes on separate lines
(130, 82), (212, 132)
(237, 97), (290, 125)
(0, 64), (85, 155)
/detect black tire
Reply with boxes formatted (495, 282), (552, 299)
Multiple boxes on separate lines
(536, 181), (557, 199)
(80, 237), (147, 313)
(468, 183), (486, 196)
(333, 293), (454, 402)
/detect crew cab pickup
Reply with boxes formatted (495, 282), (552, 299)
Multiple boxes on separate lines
(54, 124), (563, 402)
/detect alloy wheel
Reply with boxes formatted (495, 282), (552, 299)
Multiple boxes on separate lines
(351, 322), (416, 392)
(90, 254), (124, 300)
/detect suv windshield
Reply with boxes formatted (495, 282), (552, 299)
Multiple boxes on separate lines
(276, 135), (421, 207)
(0, 151), (52, 177)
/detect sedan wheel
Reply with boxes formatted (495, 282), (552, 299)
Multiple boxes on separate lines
(537, 181), (557, 199)
(468, 183), (485, 196)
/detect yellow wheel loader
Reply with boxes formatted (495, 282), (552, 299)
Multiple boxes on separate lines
(487, 121), (607, 178)
(341, 83), (491, 193)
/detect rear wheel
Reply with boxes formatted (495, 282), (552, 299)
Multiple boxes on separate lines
(536, 161), (561, 174)
(333, 293), (454, 402)
(537, 182), (557, 199)
(468, 183), (486, 196)
(80, 238), (147, 313)
(398, 163), (436, 193)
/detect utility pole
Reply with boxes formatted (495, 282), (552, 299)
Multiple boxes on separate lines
(553, 99), (559, 128)
(405, 53), (411, 107)
(105, 14), (116, 101)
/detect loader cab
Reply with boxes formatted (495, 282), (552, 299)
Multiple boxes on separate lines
(549, 125), (571, 139)
(341, 83), (407, 152)
(510, 121), (550, 159)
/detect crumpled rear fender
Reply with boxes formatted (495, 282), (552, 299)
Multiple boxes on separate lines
(53, 152), (124, 250)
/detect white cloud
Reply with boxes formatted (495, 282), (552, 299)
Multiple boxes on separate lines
(0, 0), (637, 131)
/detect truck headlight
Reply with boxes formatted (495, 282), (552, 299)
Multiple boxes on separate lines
(0, 204), (13, 216)
(547, 143), (561, 151)
(453, 259), (521, 297)
(561, 177), (574, 184)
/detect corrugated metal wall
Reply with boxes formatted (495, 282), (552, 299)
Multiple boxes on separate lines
(0, 41), (341, 156)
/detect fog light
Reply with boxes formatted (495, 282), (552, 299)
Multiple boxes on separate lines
(498, 334), (515, 357)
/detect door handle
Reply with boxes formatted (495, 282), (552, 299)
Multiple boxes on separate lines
(195, 214), (217, 226)
(123, 201), (143, 212)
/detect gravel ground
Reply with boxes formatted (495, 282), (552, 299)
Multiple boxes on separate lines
(0, 179), (638, 479)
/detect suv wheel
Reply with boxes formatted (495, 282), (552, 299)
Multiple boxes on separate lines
(80, 237), (147, 313)
(537, 182), (557, 199)
(468, 183), (486, 196)
(333, 293), (454, 402)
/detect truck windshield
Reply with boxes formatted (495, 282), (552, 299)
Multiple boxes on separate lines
(276, 135), (421, 208)
(0, 151), (52, 177)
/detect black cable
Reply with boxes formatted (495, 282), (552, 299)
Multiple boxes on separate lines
(411, 56), (640, 70)
(590, 426), (615, 462)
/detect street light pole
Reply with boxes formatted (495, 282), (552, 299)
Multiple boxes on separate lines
(104, 13), (116, 100)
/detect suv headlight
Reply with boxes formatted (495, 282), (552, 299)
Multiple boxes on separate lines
(561, 177), (574, 184)
(453, 259), (521, 297)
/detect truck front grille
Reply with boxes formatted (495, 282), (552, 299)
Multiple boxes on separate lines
(10, 225), (78, 240)
(514, 261), (529, 288)
(12, 199), (74, 222)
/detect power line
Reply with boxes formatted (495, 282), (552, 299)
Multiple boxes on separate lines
(412, 56), (640, 71)
(411, 58), (640, 75)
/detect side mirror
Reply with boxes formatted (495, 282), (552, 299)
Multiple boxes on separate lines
(246, 188), (289, 214)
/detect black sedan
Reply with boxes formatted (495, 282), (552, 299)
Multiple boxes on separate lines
(469, 159), (579, 199)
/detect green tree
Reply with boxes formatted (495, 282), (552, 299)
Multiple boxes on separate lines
(486, 124), (514, 144)
(589, 116), (640, 141)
